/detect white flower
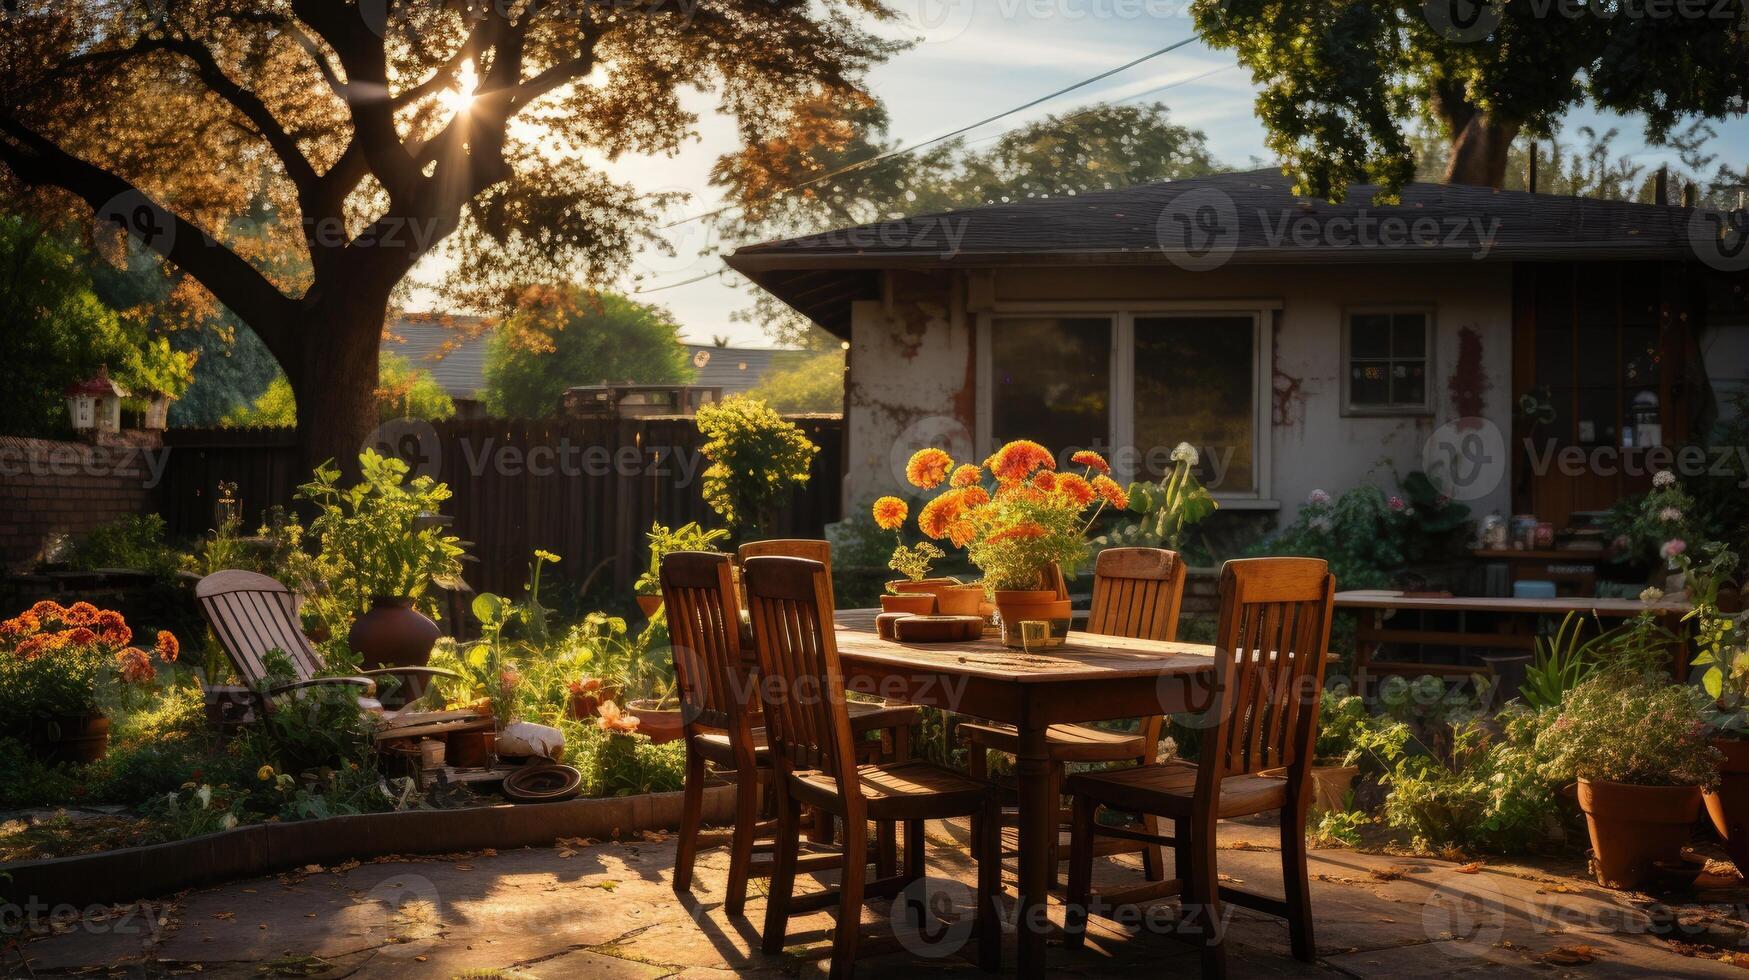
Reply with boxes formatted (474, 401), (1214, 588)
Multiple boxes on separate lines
(1307, 489), (1331, 505)
(220, 813), (238, 831)
(1170, 442), (1199, 467)
(1640, 586), (1665, 604)
(195, 785), (212, 808)
(1653, 470), (1676, 487)
(1659, 507), (1683, 523)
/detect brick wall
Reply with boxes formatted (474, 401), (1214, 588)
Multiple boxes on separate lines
(0, 435), (162, 573)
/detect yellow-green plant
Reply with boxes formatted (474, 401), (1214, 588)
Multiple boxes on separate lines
(696, 396), (818, 536)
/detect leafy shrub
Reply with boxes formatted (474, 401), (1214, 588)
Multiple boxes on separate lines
(695, 395), (818, 537)
(1537, 675), (1719, 789)
(65, 515), (182, 579)
(1250, 473), (1471, 589)
(1379, 709), (1565, 854)
(634, 522), (729, 597)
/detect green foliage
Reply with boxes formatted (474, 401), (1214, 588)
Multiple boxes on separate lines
(1520, 612), (1599, 711)
(65, 515), (182, 580)
(1250, 475), (1472, 589)
(0, 217), (195, 437)
(1308, 808), (1372, 848)
(168, 311), (281, 426)
(577, 727), (687, 797)
(1093, 446), (1218, 554)
(1538, 673), (1719, 790)
(1314, 691), (1400, 767)
(1379, 708), (1565, 854)
(483, 289), (692, 417)
(887, 541), (944, 587)
(224, 353), (455, 427)
(634, 522), (730, 597)
(695, 396), (819, 537)
(745, 350), (845, 414)
(1192, 0), (1747, 199)
(285, 451), (468, 639)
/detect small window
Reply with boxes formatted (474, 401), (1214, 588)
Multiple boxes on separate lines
(1345, 310), (1433, 414)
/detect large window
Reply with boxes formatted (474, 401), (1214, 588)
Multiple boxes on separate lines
(979, 307), (1271, 499)
(1344, 309), (1433, 414)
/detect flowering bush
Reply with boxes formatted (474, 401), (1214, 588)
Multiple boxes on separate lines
(1538, 671), (1720, 789)
(1604, 468), (1696, 572)
(0, 601), (171, 735)
(696, 395), (819, 536)
(1250, 472), (1471, 589)
(897, 441), (1121, 592)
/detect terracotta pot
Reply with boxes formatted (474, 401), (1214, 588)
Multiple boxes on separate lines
(625, 699), (687, 744)
(1310, 763), (1361, 814)
(1576, 778), (1702, 889)
(447, 728), (495, 769)
(40, 713), (110, 765)
(1704, 738), (1749, 872)
(635, 595), (663, 619)
(566, 683), (622, 720)
(935, 584), (986, 618)
(348, 596), (441, 669)
(880, 593), (937, 615)
(994, 591), (1071, 649)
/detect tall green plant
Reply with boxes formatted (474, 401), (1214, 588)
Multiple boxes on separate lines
(1093, 442), (1218, 553)
(633, 522), (730, 597)
(695, 396), (819, 538)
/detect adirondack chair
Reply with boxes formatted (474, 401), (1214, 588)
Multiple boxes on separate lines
(195, 570), (457, 725)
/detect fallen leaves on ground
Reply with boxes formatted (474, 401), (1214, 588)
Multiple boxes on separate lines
(1535, 944), (1605, 965)
(1455, 862), (1484, 874)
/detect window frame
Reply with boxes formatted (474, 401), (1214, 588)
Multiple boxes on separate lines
(1340, 305), (1438, 417)
(976, 301), (1277, 505)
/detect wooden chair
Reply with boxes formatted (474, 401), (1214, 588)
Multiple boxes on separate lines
(195, 570), (457, 723)
(961, 547), (1187, 885)
(1062, 557), (1336, 979)
(745, 556), (1002, 978)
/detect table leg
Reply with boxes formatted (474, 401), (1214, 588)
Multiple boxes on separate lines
(1014, 720), (1053, 979)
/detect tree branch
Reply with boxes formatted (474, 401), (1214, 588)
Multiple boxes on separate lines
(161, 35), (322, 197)
(288, 0), (419, 206)
(0, 117), (297, 362)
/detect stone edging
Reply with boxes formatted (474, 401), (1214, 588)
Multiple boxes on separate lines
(1, 781), (736, 909)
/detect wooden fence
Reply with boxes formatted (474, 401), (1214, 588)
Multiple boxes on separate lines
(158, 416), (843, 597)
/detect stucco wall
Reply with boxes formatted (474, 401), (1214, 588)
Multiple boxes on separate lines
(843, 262), (1515, 532)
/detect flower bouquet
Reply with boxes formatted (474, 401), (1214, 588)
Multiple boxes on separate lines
(0, 601), (175, 762)
(891, 441), (1126, 647)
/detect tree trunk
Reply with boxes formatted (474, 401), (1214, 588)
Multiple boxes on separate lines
(288, 297), (385, 481)
(1445, 113), (1520, 188)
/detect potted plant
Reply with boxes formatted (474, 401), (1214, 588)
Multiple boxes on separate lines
(898, 443), (1125, 648)
(1537, 615), (1721, 890)
(1307, 691), (1374, 813)
(0, 601), (171, 763)
(871, 497), (941, 614)
(634, 521), (730, 619)
(1679, 543), (1749, 870)
(294, 451), (467, 669)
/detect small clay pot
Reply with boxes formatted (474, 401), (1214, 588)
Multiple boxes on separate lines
(880, 593), (937, 616)
(625, 699), (686, 744)
(1704, 738), (1749, 872)
(935, 584), (986, 617)
(1310, 763), (1361, 814)
(566, 682), (622, 720)
(1577, 778), (1703, 890)
(994, 591), (1071, 649)
(40, 713), (110, 765)
(635, 595), (663, 619)
(348, 596), (441, 669)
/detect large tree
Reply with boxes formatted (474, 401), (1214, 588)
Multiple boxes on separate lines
(0, 0), (898, 470)
(1192, 0), (1747, 198)
(482, 287), (692, 417)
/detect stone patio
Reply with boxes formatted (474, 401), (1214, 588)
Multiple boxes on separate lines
(12, 817), (1749, 978)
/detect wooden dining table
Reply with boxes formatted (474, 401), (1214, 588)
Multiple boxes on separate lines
(830, 609), (1218, 978)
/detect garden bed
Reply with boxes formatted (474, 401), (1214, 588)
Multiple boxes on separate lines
(1, 779), (736, 908)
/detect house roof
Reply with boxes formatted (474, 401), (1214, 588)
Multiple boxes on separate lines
(725, 168), (1713, 335)
(382, 315), (492, 401)
(684, 344), (811, 394)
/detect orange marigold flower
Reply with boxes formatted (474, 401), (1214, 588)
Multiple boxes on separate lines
(947, 519), (977, 549)
(1091, 475), (1129, 510)
(1056, 472), (1097, 507)
(1071, 450), (1110, 475)
(16, 635), (48, 659)
(100, 626), (133, 648)
(1031, 471), (1058, 492)
(905, 448), (954, 489)
(1, 612), (39, 641)
(986, 522), (1047, 544)
(988, 440), (1055, 483)
(64, 602), (99, 626)
(64, 627), (98, 648)
(871, 496), (908, 531)
(949, 464), (983, 488)
(958, 485), (990, 508)
(29, 601), (63, 622)
(155, 630), (180, 663)
(95, 609), (126, 631)
(917, 492), (962, 539)
(116, 647), (156, 685)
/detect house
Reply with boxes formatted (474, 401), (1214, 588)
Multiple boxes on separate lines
(726, 168), (1749, 532)
(382, 315), (492, 418)
(684, 344), (813, 394)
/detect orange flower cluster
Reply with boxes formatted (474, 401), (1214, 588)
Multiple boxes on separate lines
(2, 601), (167, 686)
(1071, 450), (1111, 475)
(986, 440), (1055, 483)
(950, 464), (983, 488)
(905, 448), (954, 489)
(871, 496), (908, 531)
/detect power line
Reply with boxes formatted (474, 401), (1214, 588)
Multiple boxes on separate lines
(634, 269), (723, 294)
(658, 33), (1205, 231)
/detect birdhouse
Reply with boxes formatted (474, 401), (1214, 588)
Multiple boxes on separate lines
(140, 390), (174, 430)
(64, 365), (127, 435)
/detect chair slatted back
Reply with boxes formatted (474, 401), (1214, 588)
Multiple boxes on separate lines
(1202, 558), (1335, 782)
(737, 539), (834, 611)
(195, 570), (322, 686)
(743, 556), (858, 787)
(660, 551), (750, 734)
(1087, 548), (1186, 642)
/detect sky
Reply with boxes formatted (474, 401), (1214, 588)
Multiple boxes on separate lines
(407, 4), (1749, 349)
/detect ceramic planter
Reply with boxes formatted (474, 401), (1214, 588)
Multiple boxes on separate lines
(40, 713), (110, 765)
(1704, 738), (1749, 872)
(625, 699), (686, 744)
(1576, 778), (1702, 889)
(566, 683), (622, 720)
(935, 584), (986, 618)
(635, 595), (663, 619)
(348, 596), (441, 669)
(880, 593), (937, 616)
(994, 591), (1071, 649)
(1310, 763), (1361, 814)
